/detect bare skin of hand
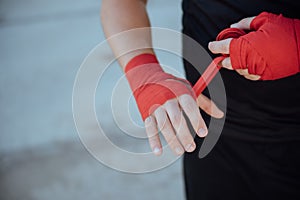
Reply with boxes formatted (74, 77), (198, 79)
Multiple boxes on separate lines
(145, 93), (224, 156)
(208, 16), (261, 81)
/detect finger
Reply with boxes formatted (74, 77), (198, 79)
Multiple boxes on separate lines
(178, 94), (207, 138)
(235, 69), (261, 80)
(208, 38), (232, 54)
(244, 74), (261, 81)
(230, 16), (256, 30)
(145, 116), (162, 156)
(220, 57), (233, 70)
(164, 99), (196, 152)
(236, 69), (249, 76)
(197, 94), (224, 119)
(154, 107), (184, 156)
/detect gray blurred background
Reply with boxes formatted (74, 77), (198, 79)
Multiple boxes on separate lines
(0, 0), (187, 199)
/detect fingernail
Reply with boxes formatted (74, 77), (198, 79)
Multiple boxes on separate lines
(185, 143), (195, 152)
(175, 147), (184, 155)
(153, 147), (161, 155)
(198, 128), (207, 137)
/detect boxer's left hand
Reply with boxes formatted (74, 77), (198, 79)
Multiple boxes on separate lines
(208, 12), (300, 81)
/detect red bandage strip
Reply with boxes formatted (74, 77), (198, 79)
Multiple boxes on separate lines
(125, 28), (246, 120)
(193, 28), (246, 96)
(192, 56), (224, 96)
(125, 53), (195, 120)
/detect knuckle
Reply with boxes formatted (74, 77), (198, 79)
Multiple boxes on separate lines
(180, 95), (197, 113)
(185, 110), (200, 128)
(160, 123), (172, 134)
(189, 116), (200, 129)
(164, 98), (176, 107)
(154, 106), (164, 115)
(220, 43), (227, 52)
(236, 69), (247, 75)
(167, 136), (180, 148)
(145, 126), (158, 138)
(179, 135), (193, 146)
(146, 128), (158, 137)
(175, 123), (192, 141)
(240, 18), (249, 27)
(183, 102), (195, 114)
(148, 136), (158, 145)
(156, 118), (165, 130)
(179, 93), (191, 101)
(169, 113), (182, 127)
(240, 19), (246, 26)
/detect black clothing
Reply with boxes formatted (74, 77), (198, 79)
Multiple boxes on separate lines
(182, 0), (300, 199)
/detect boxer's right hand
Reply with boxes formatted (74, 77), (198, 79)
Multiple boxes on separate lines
(209, 12), (300, 80)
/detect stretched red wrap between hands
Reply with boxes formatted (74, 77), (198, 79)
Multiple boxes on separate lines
(125, 12), (300, 120)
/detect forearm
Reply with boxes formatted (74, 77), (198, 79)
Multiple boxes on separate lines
(101, 0), (154, 68)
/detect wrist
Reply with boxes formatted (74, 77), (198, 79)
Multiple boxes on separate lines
(125, 53), (160, 72)
(125, 53), (194, 120)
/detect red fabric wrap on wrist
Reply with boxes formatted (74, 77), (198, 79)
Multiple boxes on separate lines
(229, 12), (300, 80)
(125, 54), (195, 121)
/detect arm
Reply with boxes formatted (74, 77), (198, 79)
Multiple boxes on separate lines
(100, 0), (223, 156)
(101, 0), (153, 67)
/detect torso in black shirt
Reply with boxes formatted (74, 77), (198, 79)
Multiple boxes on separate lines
(182, 1), (300, 199)
(182, 0), (300, 141)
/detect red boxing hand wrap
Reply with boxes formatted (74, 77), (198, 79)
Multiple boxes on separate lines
(125, 53), (195, 121)
(230, 12), (300, 80)
(193, 28), (246, 96)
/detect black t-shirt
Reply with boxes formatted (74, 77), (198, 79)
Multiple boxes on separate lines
(182, 0), (300, 141)
(182, 1), (300, 199)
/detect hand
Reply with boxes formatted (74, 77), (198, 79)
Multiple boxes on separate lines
(145, 93), (224, 156)
(209, 16), (261, 80)
(208, 12), (300, 81)
(125, 53), (223, 156)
